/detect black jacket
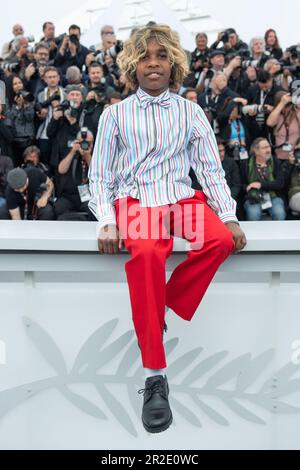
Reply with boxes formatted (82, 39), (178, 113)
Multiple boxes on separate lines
(54, 44), (89, 75)
(0, 117), (14, 157)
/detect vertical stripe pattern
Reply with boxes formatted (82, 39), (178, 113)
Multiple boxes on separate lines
(88, 86), (238, 228)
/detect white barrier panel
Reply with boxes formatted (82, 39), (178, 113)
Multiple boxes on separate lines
(0, 221), (300, 450)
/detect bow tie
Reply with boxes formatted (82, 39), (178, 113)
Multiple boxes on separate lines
(137, 87), (171, 109)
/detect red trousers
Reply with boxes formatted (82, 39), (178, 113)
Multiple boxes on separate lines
(115, 190), (236, 369)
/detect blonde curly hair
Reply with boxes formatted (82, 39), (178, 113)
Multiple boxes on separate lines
(117, 24), (189, 92)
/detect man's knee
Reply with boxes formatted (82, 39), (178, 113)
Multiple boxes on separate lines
(38, 204), (56, 220)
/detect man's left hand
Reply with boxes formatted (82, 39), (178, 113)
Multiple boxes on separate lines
(36, 195), (48, 209)
(225, 222), (247, 253)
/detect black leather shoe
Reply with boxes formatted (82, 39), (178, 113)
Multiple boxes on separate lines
(137, 321), (168, 351)
(138, 375), (173, 433)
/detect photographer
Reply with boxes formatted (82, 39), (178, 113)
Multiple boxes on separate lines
(267, 90), (300, 160)
(264, 29), (283, 61)
(211, 28), (249, 58)
(186, 33), (210, 88)
(3, 166), (55, 220)
(36, 66), (65, 166)
(21, 145), (49, 176)
(1, 24), (25, 60)
(6, 74), (35, 166)
(264, 59), (291, 91)
(5, 36), (31, 78)
(55, 25), (89, 76)
(195, 49), (226, 93)
(226, 55), (257, 97)
(65, 66), (84, 87)
(243, 69), (282, 142)
(241, 137), (286, 221)
(282, 45), (300, 81)
(54, 128), (96, 220)
(217, 137), (242, 202)
(40, 22), (58, 61)
(217, 98), (249, 160)
(24, 43), (51, 97)
(285, 137), (300, 215)
(47, 85), (85, 171)
(198, 72), (240, 134)
(85, 62), (114, 95)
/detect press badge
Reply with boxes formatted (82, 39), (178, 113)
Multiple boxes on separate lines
(282, 143), (293, 152)
(261, 192), (272, 211)
(240, 147), (249, 160)
(78, 184), (91, 203)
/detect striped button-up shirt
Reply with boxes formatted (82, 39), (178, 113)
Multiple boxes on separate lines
(88, 86), (238, 229)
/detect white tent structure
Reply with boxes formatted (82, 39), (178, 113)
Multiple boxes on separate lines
(53, 0), (224, 50)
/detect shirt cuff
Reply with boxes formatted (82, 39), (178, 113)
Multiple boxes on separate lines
(219, 213), (239, 225)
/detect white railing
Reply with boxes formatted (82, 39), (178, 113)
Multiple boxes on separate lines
(0, 221), (300, 450)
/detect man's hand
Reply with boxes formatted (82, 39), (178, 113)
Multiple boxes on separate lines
(36, 195), (48, 209)
(98, 224), (124, 254)
(24, 63), (36, 80)
(225, 222), (247, 253)
(247, 182), (262, 192)
(233, 97), (248, 106)
(36, 108), (48, 120)
(53, 108), (64, 120)
(15, 95), (25, 108)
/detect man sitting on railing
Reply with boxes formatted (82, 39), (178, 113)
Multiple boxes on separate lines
(88, 24), (247, 435)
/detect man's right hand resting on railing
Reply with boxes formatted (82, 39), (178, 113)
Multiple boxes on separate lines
(98, 224), (124, 254)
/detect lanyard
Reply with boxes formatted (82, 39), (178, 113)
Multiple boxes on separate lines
(23, 190), (29, 220)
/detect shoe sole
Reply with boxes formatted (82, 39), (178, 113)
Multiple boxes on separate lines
(142, 411), (173, 434)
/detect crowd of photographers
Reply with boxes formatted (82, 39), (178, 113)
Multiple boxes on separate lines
(1, 22), (300, 222)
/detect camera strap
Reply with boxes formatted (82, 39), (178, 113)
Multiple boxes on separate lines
(72, 155), (91, 203)
(22, 190), (29, 220)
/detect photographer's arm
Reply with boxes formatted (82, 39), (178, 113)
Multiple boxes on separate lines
(9, 207), (21, 220)
(46, 110), (63, 138)
(267, 95), (291, 127)
(36, 177), (54, 209)
(58, 145), (78, 175)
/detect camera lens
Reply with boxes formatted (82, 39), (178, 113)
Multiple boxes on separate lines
(80, 141), (89, 151)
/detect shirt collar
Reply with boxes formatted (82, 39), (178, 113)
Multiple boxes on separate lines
(136, 87), (171, 109)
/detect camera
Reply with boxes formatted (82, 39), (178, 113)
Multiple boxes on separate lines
(35, 93), (61, 112)
(34, 182), (48, 203)
(242, 104), (267, 116)
(287, 45), (300, 60)
(96, 39), (123, 65)
(57, 100), (80, 119)
(294, 149), (300, 161)
(80, 127), (89, 151)
(247, 189), (263, 205)
(0, 61), (21, 74)
(220, 30), (230, 44)
(206, 69), (215, 80)
(16, 90), (35, 103)
(69, 34), (80, 48)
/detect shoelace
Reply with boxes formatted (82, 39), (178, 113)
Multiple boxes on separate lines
(138, 379), (166, 398)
